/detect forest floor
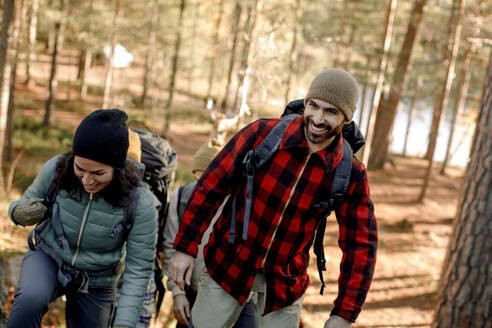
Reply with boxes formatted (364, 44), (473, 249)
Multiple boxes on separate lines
(0, 52), (466, 327)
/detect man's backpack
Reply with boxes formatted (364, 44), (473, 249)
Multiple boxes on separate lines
(230, 99), (365, 295)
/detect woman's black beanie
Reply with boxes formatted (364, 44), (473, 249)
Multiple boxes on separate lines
(73, 109), (129, 168)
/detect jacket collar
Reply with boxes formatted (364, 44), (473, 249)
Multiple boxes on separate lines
(278, 115), (343, 169)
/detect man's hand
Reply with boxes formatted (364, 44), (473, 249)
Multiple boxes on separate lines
(173, 294), (191, 326)
(169, 251), (194, 291)
(324, 315), (352, 328)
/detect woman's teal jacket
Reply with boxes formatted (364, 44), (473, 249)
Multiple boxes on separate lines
(9, 155), (159, 327)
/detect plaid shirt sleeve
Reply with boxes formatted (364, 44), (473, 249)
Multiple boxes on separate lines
(331, 158), (377, 322)
(173, 120), (266, 256)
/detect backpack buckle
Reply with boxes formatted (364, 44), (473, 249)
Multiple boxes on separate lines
(314, 201), (332, 209)
(242, 150), (256, 176)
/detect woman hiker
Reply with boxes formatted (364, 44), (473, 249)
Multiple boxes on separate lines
(7, 109), (159, 328)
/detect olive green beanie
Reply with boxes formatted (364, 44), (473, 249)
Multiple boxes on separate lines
(191, 139), (223, 173)
(304, 69), (360, 121)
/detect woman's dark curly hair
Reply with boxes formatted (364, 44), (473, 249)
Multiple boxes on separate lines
(54, 151), (141, 207)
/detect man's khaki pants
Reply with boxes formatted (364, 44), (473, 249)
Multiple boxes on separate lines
(191, 269), (304, 328)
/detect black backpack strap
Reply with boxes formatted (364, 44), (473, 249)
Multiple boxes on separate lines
(51, 202), (71, 254)
(110, 188), (139, 241)
(28, 173), (71, 255)
(313, 216), (327, 295)
(177, 183), (196, 224)
(313, 138), (353, 295)
(177, 186), (184, 215)
(46, 176), (71, 255)
(228, 116), (296, 244)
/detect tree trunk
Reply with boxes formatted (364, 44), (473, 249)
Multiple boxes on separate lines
(102, 0), (122, 108)
(151, 50), (165, 115)
(361, 0), (398, 166)
(232, 0), (260, 113)
(402, 75), (422, 156)
(163, 0), (186, 136)
(342, 17), (357, 71)
(57, 0), (69, 51)
(356, 59), (372, 131)
(5, 0), (26, 163)
(440, 41), (472, 174)
(24, 0), (39, 86)
(206, 0), (225, 103)
(79, 0), (93, 99)
(80, 48), (92, 98)
(431, 52), (492, 328)
(236, 0), (262, 127)
(368, 0), (427, 169)
(283, 0), (302, 106)
(186, 0), (199, 93)
(45, 0), (54, 51)
(220, 0), (242, 112)
(357, 84), (367, 126)
(43, 22), (61, 127)
(418, 0), (465, 202)
(0, 0), (16, 170)
(77, 49), (85, 79)
(44, 0), (67, 126)
(333, 0), (349, 68)
(141, 0), (159, 106)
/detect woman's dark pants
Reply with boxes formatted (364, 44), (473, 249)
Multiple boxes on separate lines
(7, 249), (116, 328)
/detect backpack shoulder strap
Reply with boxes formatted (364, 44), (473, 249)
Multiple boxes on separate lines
(177, 182), (196, 224)
(28, 173), (71, 253)
(250, 115), (296, 169)
(45, 174), (59, 208)
(229, 116), (296, 243)
(110, 187), (139, 241)
(331, 138), (353, 199)
(313, 138), (353, 295)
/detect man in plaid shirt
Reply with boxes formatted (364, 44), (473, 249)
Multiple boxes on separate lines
(169, 69), (377, 328)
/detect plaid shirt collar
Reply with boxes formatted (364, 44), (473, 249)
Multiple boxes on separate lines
(279, 115), (344, 170)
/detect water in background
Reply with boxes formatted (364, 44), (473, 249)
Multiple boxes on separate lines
(353, 87), (473, 168)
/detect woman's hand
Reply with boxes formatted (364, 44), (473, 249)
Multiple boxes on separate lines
(173, 294), (191, 326)
(12, 198), (47, 226)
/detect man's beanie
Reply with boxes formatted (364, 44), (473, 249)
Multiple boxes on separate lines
(191, 139), (223, 173)
(304, 69), (360, 121)
(73, 109), (129, 168)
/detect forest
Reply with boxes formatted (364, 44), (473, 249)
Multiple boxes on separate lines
(0, 0), (490, 327)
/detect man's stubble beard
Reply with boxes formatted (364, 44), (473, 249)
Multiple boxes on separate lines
(304, 118), (344, 145)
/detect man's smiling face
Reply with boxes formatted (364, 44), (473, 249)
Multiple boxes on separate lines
(303, 98), (347, 150)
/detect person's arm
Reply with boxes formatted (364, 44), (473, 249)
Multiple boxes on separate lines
(113, 187), (158, 327)
(9, 156), (60, 224)
(162, 189), (187, 296)
(330, 159), (377, 323)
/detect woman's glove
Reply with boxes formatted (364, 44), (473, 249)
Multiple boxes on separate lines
(12, 198), (47, 226)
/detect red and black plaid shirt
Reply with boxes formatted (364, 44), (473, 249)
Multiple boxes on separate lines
(174, 116), (377, 322)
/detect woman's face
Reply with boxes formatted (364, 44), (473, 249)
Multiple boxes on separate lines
(73, 156), (115, 194)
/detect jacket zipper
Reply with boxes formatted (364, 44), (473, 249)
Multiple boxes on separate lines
(261, 152), (312, 268)
(72, 193), (93, 266)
